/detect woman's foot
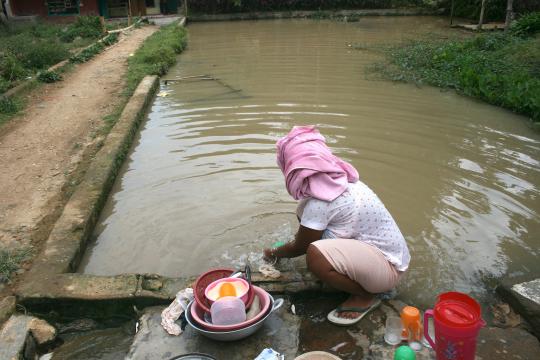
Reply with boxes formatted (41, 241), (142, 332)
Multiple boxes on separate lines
(337, 294), (376, 319)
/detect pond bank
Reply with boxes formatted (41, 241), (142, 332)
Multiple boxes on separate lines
(188, 8), (441, 22)
(375, 13), (540, 127)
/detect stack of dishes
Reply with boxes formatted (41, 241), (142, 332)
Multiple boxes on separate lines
(185, 268), (284, 341)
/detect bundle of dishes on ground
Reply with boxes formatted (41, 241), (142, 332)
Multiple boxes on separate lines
(185, 267), (284, 341)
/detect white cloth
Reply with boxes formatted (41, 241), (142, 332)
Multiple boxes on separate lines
(259, 263), (281, 279)
(298, 180), (410, 271)
(160, 288), (194, 336)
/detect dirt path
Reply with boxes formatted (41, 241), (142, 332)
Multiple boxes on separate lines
(0, 26), (157, 257)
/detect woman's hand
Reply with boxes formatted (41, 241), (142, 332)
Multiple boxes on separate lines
(263, 248), (276, 262)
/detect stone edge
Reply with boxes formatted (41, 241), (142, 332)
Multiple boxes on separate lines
(497, 278), (540, 339)
(187, 8), (442, 22)
(14, 75), (159, 302)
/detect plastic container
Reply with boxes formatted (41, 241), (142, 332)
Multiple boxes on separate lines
(191, 286), (272, 331)
(384, 316), (403, 345)
(210, 296), (246, 325)
(401, 306), (422, 351)
(424, 292), (486, 360)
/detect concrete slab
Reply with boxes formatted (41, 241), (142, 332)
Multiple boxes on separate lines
(0, 296), (16, 325)
(126, 297), (436, 360)
(497, 278), (540, 338)
(126, 295), (540, 360)
(126, 304), (301, 360)
(0, 315), (38, 360)
(476, 327), (540, 359)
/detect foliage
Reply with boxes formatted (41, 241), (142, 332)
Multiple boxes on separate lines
(59, 16), (104, 42)
(188, 0), (427, 14)
(38, 70), (63, 83)
(511, 12), (540, 37)
(0, 97), (20, 115)
(102, 32), (120, 46)
(69, 33), (118, 63)
(0, 248), (32, 283)
(0, 52), (27, 82)
(127, 23), (187, 93)
(3, 34), (70, 69)
(375, 33), (540, 123)
(70, 42), (105, 63)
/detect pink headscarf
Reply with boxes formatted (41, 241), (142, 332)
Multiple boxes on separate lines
(276, 126), (359, 202)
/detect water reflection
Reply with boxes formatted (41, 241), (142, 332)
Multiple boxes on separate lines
(80, 17), (540, 307)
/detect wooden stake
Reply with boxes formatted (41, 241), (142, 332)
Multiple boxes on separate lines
(478, 0), (486, 31)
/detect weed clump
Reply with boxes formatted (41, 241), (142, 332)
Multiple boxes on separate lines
(69, 33), (119, 63)
(0, 248), (32, 283)
(38, 70), (63, 83)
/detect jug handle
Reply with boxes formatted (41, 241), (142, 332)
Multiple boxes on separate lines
(424, 309), (436, 350)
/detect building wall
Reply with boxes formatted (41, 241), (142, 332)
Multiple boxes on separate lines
(10, 0), (99, 18)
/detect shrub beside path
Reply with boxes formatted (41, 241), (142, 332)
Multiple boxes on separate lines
(0, 26), (157, 269)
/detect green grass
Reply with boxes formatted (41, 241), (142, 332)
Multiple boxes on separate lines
(37, 70), (63, 83)
(0, 17), (105, 96)
(98, 22), (188, 133)
(374, 30), (540, 124)
(126, 23), (187, 93)
(0, 248), (32, 283)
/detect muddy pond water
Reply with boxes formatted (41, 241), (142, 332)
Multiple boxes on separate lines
(80, 17), (540, 308)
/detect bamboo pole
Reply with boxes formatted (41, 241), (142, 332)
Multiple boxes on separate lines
(478, 0), (487, 31)
(505, 0), (513, 31)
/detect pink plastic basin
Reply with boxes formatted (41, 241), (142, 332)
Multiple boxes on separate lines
(191, 285), (271, 331)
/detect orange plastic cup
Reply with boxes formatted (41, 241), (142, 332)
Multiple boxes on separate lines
(401, 306), (422, 341)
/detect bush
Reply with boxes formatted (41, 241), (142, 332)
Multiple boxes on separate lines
(0, 52), (27, 82)
(59, 16), (104, 42)
(511, 12), (540, 37)
(38, 70), (62, 83)
(2, 33), (70, 70)
(378, 33), (540, 123)
(0, 79), (10, 93)
(0, 97), (20, 115)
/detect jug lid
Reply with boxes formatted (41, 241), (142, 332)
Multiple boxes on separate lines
(435, 292), (481, 327)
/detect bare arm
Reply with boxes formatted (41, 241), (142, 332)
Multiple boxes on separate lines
(264, 225), (324, 259)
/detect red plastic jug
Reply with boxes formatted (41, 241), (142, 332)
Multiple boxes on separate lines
(424, 292), (486, 360)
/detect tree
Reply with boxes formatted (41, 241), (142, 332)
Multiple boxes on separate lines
(0, 1), (8, 28)
(505, 0), (514, 31)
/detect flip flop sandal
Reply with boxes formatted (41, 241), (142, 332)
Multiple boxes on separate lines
(327, 299), (381, 326)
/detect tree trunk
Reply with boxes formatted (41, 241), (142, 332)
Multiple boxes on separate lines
(505, 0), (514, 31)
(450, 0), (455, 25)
(478, 0), (487, 30)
